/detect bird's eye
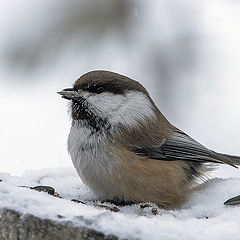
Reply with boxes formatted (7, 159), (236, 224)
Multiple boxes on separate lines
(89, 85), (105, 94)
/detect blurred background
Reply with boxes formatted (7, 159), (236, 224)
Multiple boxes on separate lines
(1, 0), (240, 178)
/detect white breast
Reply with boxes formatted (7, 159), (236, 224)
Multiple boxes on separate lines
(67, 91), (157, 201)
(67, 122), (122, 199)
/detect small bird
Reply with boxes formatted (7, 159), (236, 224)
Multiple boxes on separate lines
(58, 70), (240, 209)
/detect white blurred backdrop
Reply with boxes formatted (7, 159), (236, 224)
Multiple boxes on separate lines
(0, 0), (240, 178)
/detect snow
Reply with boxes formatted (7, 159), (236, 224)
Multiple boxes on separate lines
(1, 168), (240, 240)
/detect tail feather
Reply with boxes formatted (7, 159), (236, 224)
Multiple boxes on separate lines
(214, 152), (240, 167)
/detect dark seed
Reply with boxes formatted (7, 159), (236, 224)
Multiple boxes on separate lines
(71, 199), (86, 204)
(224, 195), (240, 205)
(31, 186), (55, 195)
(151, 208), (158, 215)
(95, 204), (120, 212)
(140, 203), (152, 209)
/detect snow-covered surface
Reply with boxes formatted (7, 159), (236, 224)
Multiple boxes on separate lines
(1, 168), (240, 240)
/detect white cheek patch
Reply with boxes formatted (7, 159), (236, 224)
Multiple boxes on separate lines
(88, 92), (125, 113)
(82, 91), (157, 127)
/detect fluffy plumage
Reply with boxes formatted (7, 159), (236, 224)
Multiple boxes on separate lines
(58, 70), (240, 209)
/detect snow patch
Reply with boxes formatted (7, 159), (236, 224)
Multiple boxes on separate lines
(0, 168), (240, 240)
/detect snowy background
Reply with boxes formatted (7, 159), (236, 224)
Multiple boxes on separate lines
(0, 1), (240, 239)
(1, 0), (240, 178)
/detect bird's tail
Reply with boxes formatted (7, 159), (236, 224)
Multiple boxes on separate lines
(214, 152), (240, 167)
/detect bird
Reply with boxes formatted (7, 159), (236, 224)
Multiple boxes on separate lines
(58, 70), (240, 209)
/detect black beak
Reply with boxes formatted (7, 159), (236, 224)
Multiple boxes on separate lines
(57, 88), (79, 100)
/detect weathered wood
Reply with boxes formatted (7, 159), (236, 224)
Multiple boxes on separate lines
(0, 208), (118, 240)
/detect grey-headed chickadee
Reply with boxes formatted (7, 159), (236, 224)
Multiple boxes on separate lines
(58, 70), (240, 209)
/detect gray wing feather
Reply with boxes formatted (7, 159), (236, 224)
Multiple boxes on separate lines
(133, 130), (238, 168)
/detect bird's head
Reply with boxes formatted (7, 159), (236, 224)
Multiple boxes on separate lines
(58, 70), (158, 131)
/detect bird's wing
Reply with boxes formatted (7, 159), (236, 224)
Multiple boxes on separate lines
(132, 129), (238, 168)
